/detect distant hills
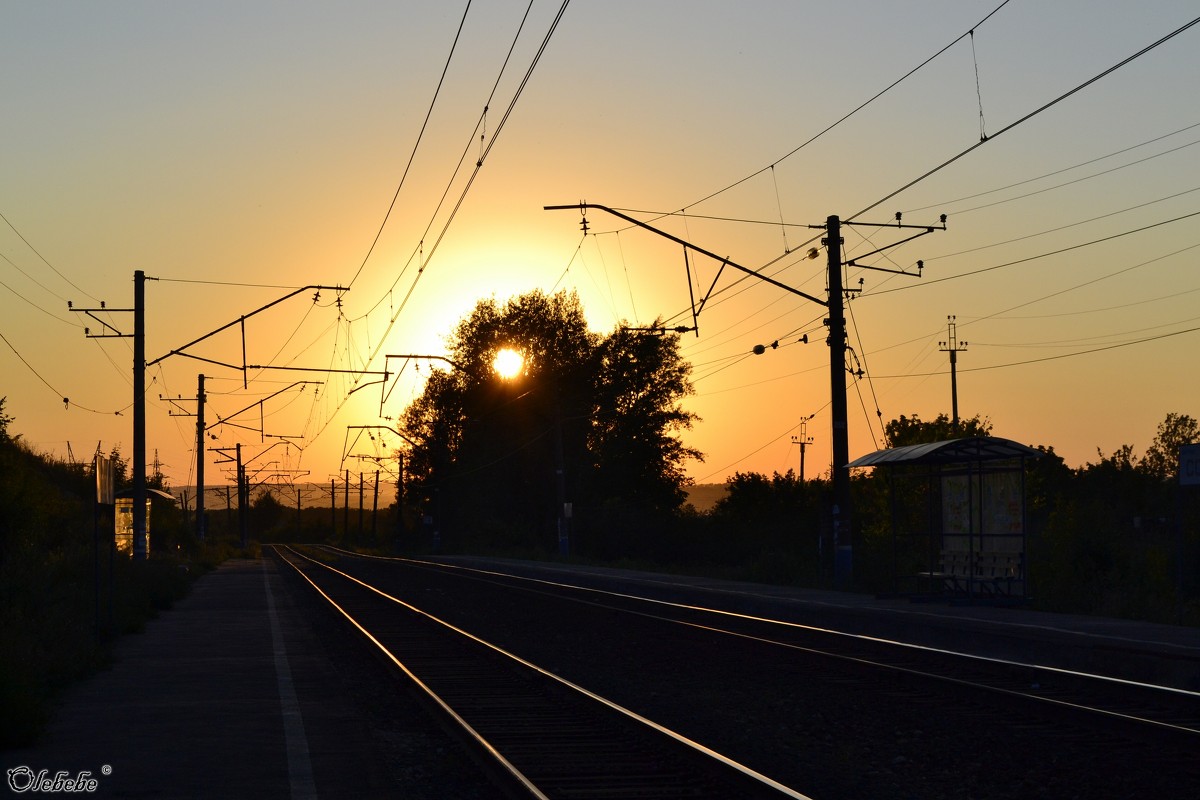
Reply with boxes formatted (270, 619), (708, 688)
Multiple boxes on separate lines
(683, 483), (729, 513)
(170, 481), (729, 513)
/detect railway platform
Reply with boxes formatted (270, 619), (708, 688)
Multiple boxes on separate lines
(1, 558), (466, 799)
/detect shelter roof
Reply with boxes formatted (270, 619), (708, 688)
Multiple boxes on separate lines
(847, 436), (1044, 468)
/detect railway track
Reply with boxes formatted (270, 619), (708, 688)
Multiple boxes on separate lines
(271, 545), (810, 799)
(276, 546), (1200, 798)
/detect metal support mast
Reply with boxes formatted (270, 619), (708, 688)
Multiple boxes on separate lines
(236, 443), (247, 548)
(824, 217), (851, 586)
(544, 203), (943, 591)
(132, 271), (147, 560)
(196, 374), (206, 540)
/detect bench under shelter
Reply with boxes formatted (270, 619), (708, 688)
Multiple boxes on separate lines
(847, 436), (1043, 602)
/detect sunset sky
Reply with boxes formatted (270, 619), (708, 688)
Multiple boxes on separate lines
(3, 1), (1198, 499)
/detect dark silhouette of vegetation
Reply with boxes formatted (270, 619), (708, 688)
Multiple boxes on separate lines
(0, 397), (249, 747)
(397, 290), (700, 558)
(1029, 415), (1199, 621)
(698, 470), (826, 584)
(882, 412), (993, 447)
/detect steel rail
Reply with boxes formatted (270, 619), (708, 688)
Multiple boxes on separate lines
(320, 546), (1200, 736)
(270, 546), (549, 800)
(282, 545), (814, 799)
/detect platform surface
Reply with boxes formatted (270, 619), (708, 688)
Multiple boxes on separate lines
(2, 559), (397, 799)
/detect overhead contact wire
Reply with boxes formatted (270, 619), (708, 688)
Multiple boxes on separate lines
(346, 0), (475, 291)
(849, 14), (1200, 221)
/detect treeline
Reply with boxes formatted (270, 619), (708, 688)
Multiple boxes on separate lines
(385, 411), (1199, 627)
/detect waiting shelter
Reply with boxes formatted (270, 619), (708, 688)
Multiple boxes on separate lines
(114, 488), (178, 557)
(847, 436), (1043, 602)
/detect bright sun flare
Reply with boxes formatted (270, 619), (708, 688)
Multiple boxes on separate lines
(492, 348), (524, 379)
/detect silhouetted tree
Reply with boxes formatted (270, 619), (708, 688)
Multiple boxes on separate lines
(1140, 412), (1199, 481)
(0, 397), (13, 443)
(398, 290), (700, 555)
(587, 324), (701, 513)
(250, 488), (286, 534)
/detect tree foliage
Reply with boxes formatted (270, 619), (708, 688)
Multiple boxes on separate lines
(1141, 412), (1199, 481)
(398, 290), (701, 555)
(0, 396), (13, 443)
(883, 412), (992, 447)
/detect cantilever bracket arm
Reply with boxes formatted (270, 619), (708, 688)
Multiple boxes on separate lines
(545, 203), (827, 309)
(206, 381), (322, 436)
(147, 284), (347, 370)
(842, 216), (946, 274)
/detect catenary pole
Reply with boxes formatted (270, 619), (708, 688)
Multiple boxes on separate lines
(196, 374), (206, 540)
(824, 217), (852, 587)
(133, 270), (147, 560)
(544, 203), (940, 590)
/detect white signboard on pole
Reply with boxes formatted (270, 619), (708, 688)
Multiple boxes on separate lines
(96, 455), (115, 505)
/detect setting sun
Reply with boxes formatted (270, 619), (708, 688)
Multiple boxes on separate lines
(492, 348), (524, 380)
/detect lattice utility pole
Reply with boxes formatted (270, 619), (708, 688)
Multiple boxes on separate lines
(939, 315), (968, 426)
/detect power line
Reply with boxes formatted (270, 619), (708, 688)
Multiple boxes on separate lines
(947, 143), (1200, 218)
(346, 0), (475, 291)
(350, 0), (547, 321)
(0, 208), (99, 303)
(157, 277), (307, 290)
(871, 325), (1200, 379)
(959, 239), (1200, 327)
(306, 0), (573, 452)
(846, 298), (884, 439)
(850, 14), (1200, 221)
(863, 210), (1200, 298)
(904, 120), (1200, 214)
(929, 186), (1200, 261)
(987, 283), (1200, 321)
(1, 330), (126, 415)
(0, 276), (78, 326)
(696, 398), (834, 483)
(676, 0), (1014, 216)
(660, 125), (1199, 365)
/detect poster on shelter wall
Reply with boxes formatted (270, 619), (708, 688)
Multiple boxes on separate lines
(941, 474), (974, 549)
(942, 468), (1024, 552)
(983, 467), (1023, 549)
